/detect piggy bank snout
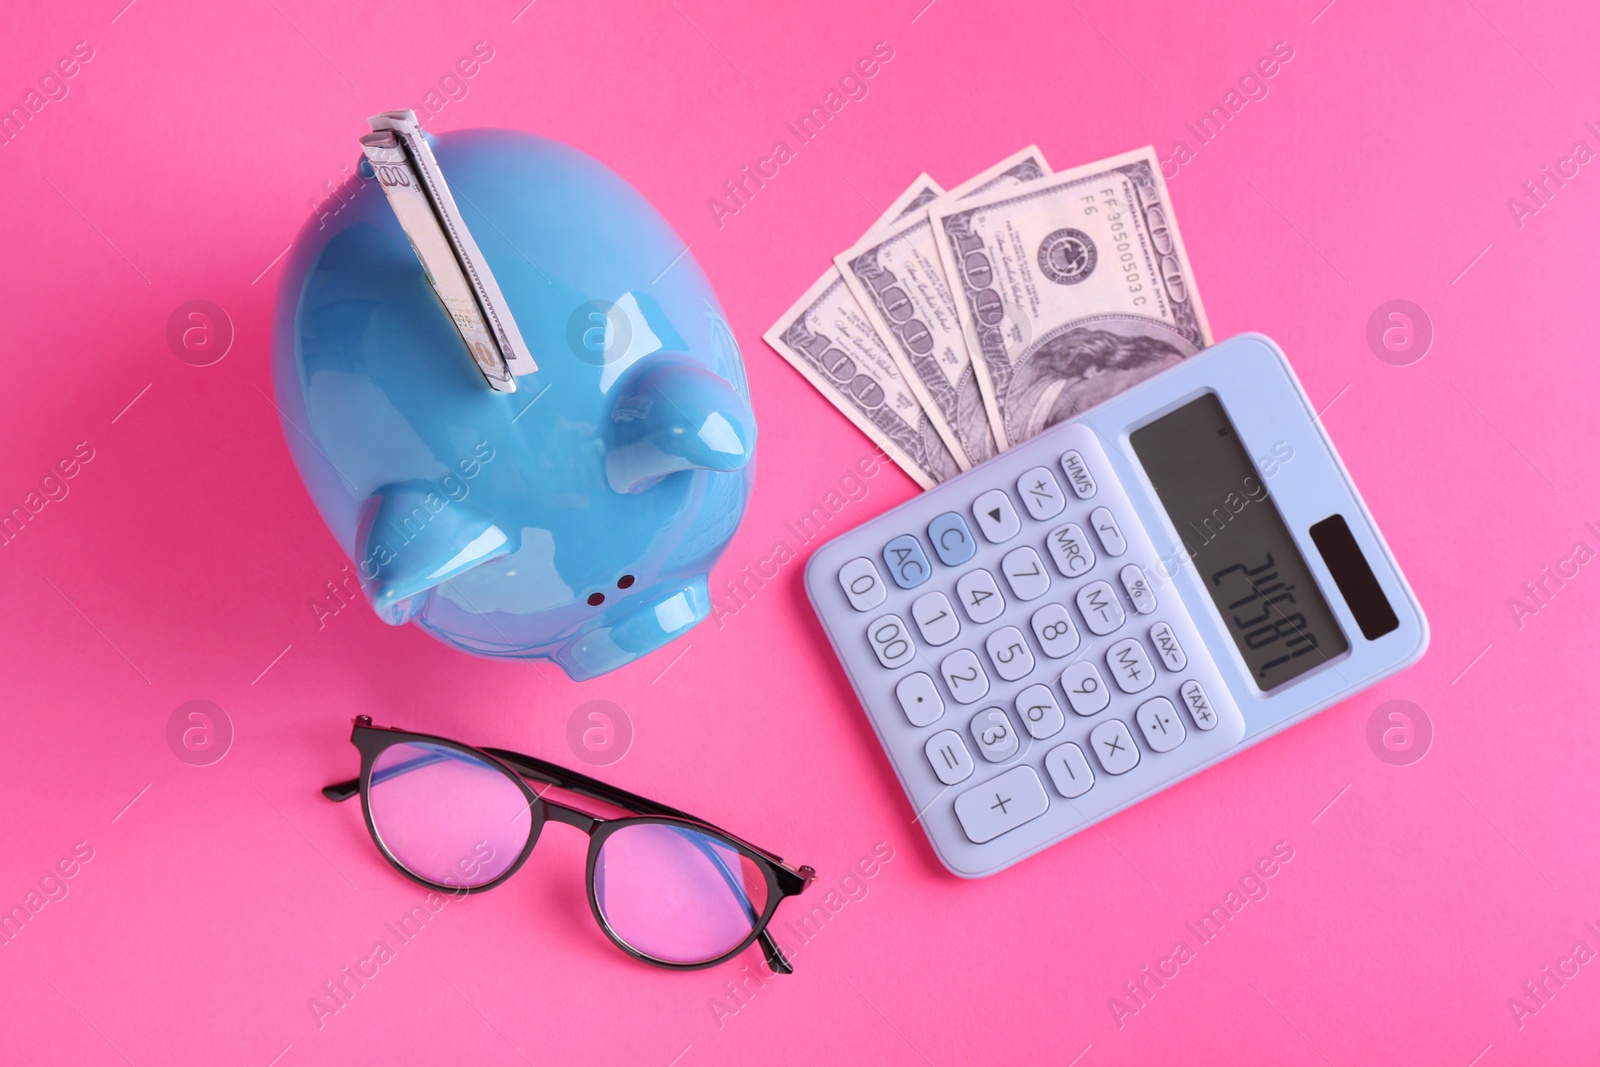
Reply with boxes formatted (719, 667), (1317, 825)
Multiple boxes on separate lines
(558, 578), (711, 680)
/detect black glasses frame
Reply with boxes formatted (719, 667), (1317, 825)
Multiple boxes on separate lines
(323, 716), (815, 973)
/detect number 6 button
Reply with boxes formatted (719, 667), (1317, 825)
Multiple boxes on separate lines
(866, 614), (915, 669)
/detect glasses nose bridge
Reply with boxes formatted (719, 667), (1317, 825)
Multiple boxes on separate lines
(541, 799), (601, 834)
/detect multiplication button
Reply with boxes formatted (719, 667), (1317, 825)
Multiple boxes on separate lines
(953, 765), (1049, 843)
(1089, 720), (1140, 775)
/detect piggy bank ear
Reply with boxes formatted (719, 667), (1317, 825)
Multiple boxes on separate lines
(357, 482), (516, 624)
(605, 359), (756, 494)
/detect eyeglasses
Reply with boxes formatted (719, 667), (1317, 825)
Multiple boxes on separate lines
(323, 716), (815, 973)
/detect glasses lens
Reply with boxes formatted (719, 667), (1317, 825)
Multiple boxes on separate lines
(367, 742), (530, 888)
(594, 822), (771, 965)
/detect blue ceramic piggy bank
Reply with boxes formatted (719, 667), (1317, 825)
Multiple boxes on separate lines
(272, 129), (756, 680)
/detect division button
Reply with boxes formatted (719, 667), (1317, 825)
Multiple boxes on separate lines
(1135, 697), (1186, 753)
(953, 765), (1049, 843)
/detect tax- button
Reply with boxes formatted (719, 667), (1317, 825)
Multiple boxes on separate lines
(927, 512), (977, 566)
(953, 765), (1049, 843)
(972, 489), (1021, 543)
(882, 534), (931, 590)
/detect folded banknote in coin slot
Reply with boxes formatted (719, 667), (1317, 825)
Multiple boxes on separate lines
(359, 109), (538, 392)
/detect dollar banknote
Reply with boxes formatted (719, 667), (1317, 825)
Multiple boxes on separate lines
(837, 147), (1051, 469)
(931, 145), (1212, 450)
(872, 172), (944, 232)
(764, 266), (962, 489)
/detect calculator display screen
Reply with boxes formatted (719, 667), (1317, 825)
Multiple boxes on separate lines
(1129, 394), (1348, 690)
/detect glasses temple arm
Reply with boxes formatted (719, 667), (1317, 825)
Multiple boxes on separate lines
(322, 778), (360, 802)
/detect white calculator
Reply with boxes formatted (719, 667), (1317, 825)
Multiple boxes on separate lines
(804, 334), (1428, 877)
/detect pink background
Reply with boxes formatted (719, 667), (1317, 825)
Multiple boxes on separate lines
(2, 0), (1597, 1063)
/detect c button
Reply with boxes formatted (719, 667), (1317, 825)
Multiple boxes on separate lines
(927, 511), (976, 567)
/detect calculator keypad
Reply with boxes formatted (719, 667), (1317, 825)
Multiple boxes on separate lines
(808, 422), (1246, 877)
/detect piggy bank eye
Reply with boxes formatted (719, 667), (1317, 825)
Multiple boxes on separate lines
(617, 575), (635, 589)
(587, 592), (605, 606)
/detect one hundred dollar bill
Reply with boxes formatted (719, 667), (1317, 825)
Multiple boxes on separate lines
(931, 145), (1212, 450)
(837, 147), (1051, 468)
(871, 173), (945, 234)
(362, 110), (537, 392)
(764, 266), (962, 489)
